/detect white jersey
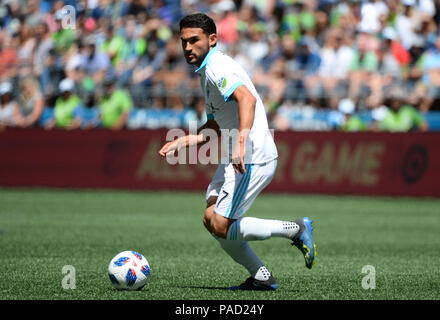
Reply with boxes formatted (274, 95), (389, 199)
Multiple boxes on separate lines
(195, 46), (278, 164)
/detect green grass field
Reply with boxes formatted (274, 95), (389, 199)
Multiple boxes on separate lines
(0, 188), (439, 300)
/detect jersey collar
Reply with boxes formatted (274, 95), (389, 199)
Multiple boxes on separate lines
(195, 46), (218, 73)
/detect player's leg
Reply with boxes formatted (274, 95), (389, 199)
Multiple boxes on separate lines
(203, 196), (234, 238)
(226, 216), (300, 241)
(204, 162), (281, 290)
(204, 198), (275, 286)
(204, 199), (263, 275)
(217, 160), (316, 269)
(207, 200), (301, 245)
(228, 216), (317, 269)
(217, 160), (300, 241)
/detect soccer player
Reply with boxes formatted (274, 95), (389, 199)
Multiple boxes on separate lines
(158, 13), (316, 290)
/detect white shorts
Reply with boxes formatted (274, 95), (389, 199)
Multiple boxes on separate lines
(205, 159), (277, 220)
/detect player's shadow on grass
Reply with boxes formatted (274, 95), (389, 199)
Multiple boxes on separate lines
(175, 285), (232, 291)
(174, 285), (301, 293)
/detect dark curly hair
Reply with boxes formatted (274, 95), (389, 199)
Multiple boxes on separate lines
(179, 13), (217, 36)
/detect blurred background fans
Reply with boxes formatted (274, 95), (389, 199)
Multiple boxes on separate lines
(1, 0), (440, 131)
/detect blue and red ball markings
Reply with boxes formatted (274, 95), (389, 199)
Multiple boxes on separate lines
(141, 265), (150, 277)
(126, 268), (137, 287)
(113, 257), (130, 267)
(131, 251), (143, 260)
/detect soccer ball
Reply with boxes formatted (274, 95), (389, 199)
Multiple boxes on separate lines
(108, 250), (151, 290)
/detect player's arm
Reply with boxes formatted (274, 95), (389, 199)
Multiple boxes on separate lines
(230, 85), (256, 174)
(158, 119), (220, 157)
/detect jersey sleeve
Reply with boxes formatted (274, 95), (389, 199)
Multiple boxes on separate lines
(206, 58), (245, 102)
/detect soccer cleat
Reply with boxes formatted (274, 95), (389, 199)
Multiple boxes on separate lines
(228, 275), (278, 291)
(291, 217), (317, 269)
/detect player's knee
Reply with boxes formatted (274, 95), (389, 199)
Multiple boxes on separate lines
(210, 217), (230, 239)
(203, 205), (231, 238)
(202, 215), (211, 232)
(212, 225), (229, 239)
(203, 207), (214, 233)
(203, 197), (217, 232)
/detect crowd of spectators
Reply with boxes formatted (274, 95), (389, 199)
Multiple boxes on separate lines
(0, 0), (438, 132)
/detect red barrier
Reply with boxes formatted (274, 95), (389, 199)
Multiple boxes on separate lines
(0, 129), (439, 197)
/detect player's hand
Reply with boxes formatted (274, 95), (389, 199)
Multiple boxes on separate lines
(158, 140), (180, 158)
(231, 143), (246, 175)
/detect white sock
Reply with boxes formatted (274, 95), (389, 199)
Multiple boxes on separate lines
(227, 217), (300, 241)
(253, 265), (271, 281)
(215, 236), (270, 280)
